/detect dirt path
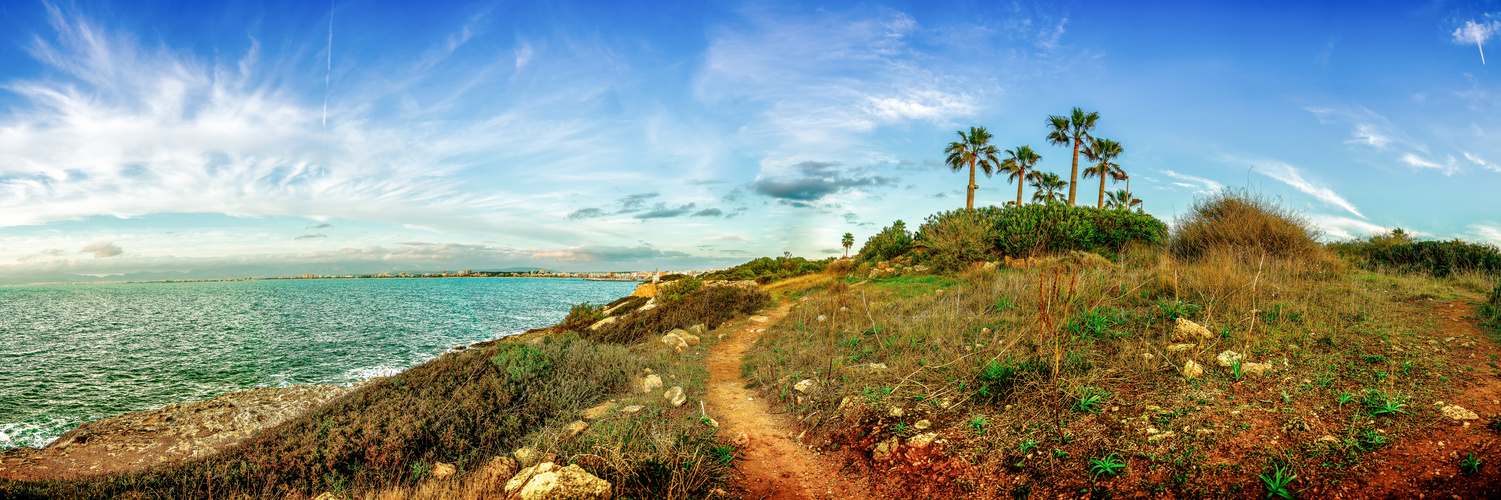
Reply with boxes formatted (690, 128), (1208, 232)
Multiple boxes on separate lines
(706, 299), (870, 500)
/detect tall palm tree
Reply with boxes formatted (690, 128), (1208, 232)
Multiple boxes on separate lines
(1029, 172), (1068, 204)
(841, 233), (854, 257)
(1082, 137), (1125, 209)
(999, 145), (1043, 207)
(1045, 108), (1100, 207)
(944, 126), (1002, 210)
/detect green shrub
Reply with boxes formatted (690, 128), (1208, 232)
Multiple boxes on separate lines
(913, 205), (1165, 261)
(857, 220), (914, 262)
(1357, 239), (1501, 278)
(702, 256), (830, 283)
(658, 276), (704, 303)
(559, 302), (606, 331)
(490, 344), (552, 382)
(916, 210), (994, 271)
(1169, 188), (1321, 261)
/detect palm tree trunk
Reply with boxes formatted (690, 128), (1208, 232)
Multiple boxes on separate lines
(967, 157), (977, 210)
(1015, 167), (1025, 206)
(1068, 137), (1080, 206)
(1098, 172), (1107, 209)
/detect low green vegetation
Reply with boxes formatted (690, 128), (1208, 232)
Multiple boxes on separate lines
(701, 255), (830, 284)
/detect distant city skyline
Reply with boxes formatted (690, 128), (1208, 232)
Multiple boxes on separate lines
(1, 1), (1499, 284)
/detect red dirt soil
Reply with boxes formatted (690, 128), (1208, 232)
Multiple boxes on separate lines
(705, 298), (872, 500)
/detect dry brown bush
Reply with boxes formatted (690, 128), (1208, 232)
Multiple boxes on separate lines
(1169, 188), (1323, 263)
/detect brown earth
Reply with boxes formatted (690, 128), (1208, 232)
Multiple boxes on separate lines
(0, 381), (373, 482)
(706, 297), (872, 500)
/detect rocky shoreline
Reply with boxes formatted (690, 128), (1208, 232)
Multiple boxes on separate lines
(0, 380), (378, 482)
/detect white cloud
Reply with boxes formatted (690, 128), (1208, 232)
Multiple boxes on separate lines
(1306, 214), (1390, 241)
(1399, 154), (1460, 176)
(1253, 160), (1364, 218)
(1463, 151), (1501, 172)
(1349, 124), (1392, 149)
(1452, 19), (1501, 64)
(514, 40), (533, 70)
(1470, 222), (1501, 245)
(1160, 170), (1223, 194)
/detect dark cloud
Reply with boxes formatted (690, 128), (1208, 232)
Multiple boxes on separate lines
(306, 223), (333, 229)
(691, 208), (724, 217)
(923, 159), (941, 166)
(722, 188), (744, 203)
(724, 207), (749, 219)
(843, 212), (860, 224)
(616, 192), (660, 213)
(82, 241), (122, 258)
(635, 203), (697, 219)
(819, 248), (843, 254)
(720, 249), (751, 255)
(294, 233), (327, 240)
(567, 207), (606, 219)
(751, 161), (897, 201)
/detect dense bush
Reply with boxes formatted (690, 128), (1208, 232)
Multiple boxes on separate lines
(1169, 188), (1320, 261)
(583, 284), (771, 345)
(11, 336), (640, 499)
(912, 205), (1165, 262)
(917, 210), (994, 271)
(1331, 231), (1501, 278)
(559, 301), (607, 331)
(857, 220), (914, 262)
(701, 256), (829, 284)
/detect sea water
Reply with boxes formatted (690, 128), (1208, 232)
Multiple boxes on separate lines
(0, 277), (637, 450)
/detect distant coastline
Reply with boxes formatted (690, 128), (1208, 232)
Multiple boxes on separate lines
(7, 268), (724, 287)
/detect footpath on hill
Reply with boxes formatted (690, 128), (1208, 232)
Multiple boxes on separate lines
(705, 297), (871, 500)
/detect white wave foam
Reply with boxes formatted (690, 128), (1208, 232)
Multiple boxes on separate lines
(0, 418), (72, 450)
(342, 365), (405, 383)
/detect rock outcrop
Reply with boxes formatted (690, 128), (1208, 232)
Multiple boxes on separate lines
(503, 462), (612, 500)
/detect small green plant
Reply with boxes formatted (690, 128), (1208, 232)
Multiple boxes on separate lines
(1157, 300), (1201, 321)
(1461, 453), (1482, 474)
(1257, 465), (1298, 499)
(1231, 358), (1245, 379)
(1089, 453), (1127, 478)
(995, 296), (1015, 312)
(1337, 393), (1354, 408)
(710, 444), (741, 465)
(1364, 390), (1410, 416)
(1074, 386), (1109, 413)
(1019, 439), (1038, 452)
(971, 416), (990, 434)
(1354, 428), (1388, 451)
(1052, 448), (1070, 459)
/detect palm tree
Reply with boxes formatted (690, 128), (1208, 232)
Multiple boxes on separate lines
(1082, 137), (1124, 209)
(1029, 172), (1068, 204)
(944, 126), (1002, 210)
(1045, 108), (1100, 207)
(999, 145), (1043, 207)
(1105, 189), (1140, 211)
(841, 233), (854, 257)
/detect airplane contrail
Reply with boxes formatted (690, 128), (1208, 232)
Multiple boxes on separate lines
(323, 1), (333, 128)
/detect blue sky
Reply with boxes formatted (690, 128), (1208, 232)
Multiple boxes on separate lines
(1, 0), (1498, 282)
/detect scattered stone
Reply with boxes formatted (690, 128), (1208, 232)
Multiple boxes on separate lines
(1317, 435), (1340, 444)
(580, 401), (618, 421)
(662, 332), (690, 352)
(889, 407), (905, 418)
(750, 316), (770, 323)
(935, 289), (944, 296)
(668, 328), (700, 346)
(1141, 353), (1154, 360)
(637, 374), (663, 393)
(817, 315), (828, 322)
(1148, 431), (1175, 442)
(872, 436), (901, 460)
(431, 461), (456, 480)
(514, 447), (547, 467)
(664, 387), (687, 407)
(842, 363), (889, 375)
(1442, 405), (1480, 420)
(794, 379), (817, 393)
(982, 261), (1000, 271)
(839, 306), (850, 312)
(1216, 351), (1245, 367)
(1181, 360), (1204, 379)
(619, 405), (643, 414)
(907, 432), (939, 448)
(1167, 343), (1196, 353)
(733, 431), (751, 448)
(688, 324), (707, 335)
(1173, 318), (1214, 341)
(637, 298), (657, 312)
(980, 327), (992, 334)
(913, 419), (932, 430)
(314, 493), (340, 500)
(561, 420), (589, 440)
(587, 317), (616, 331)
(1241, 362), (1274, 376)
(503, 462), (612, 500)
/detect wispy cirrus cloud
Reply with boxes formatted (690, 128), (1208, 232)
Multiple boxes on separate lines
(1237, 158), (1364, 218)
(1159, 169), (1223, 194)
(1400, 154), (1460, 176)
(1463, 152), (1501, 173)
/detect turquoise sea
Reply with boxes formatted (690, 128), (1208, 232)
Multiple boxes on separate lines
(0, 277), (637, 450)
